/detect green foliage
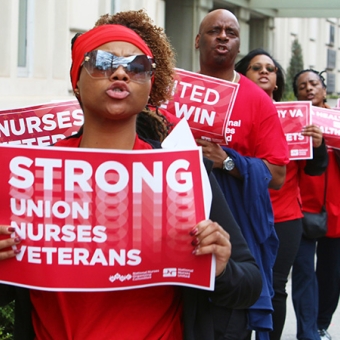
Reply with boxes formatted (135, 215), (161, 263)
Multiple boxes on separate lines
(327, 94), (339, 99)
(0, 302), (14, 340)
(283, 38), (304, 100)
(282, 90), (296, 102)
(0, 329), (13, 340)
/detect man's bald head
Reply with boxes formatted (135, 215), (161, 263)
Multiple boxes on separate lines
(198, 9), (239, 34)
(195, 9), (240, 79)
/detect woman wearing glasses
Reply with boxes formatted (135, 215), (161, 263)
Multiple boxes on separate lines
(235, 49), (284, 102)
(236, 49), (328, 340)
(0, 10), (262, 340)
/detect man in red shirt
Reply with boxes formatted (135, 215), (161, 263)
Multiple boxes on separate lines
(194, 9), (289, 339)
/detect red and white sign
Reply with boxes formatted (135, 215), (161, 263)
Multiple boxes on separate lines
(0, 100), (83, 146)
(274, 101), (313, 160)
(311, 106), (340, 150)
(0, 144), (214, 291)
(161, 68), (239, 144)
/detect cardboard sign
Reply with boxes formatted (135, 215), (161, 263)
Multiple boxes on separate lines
(0, 100), (83, 146)
(311, 106), (340, 150)
(161, 68), (239, 144)
(274, 101), (313, 160)
(0, 144), (214, 291)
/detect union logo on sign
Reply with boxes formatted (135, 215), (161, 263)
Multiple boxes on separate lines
(163, 268), (177, 277)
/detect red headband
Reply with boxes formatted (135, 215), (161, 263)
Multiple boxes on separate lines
(70, 24), (153, 90)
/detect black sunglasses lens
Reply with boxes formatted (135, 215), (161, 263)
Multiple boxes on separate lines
(251, 65), (262, 71)
(84, 51), (154, 82)
(84, 50), (112, 76)
(127, 55), (152, 74)
(266, 65), (276, 72)
(250, 64), (276, 73)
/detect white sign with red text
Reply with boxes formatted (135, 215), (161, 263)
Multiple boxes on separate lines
(161, 68), (239, 144)
(311, 106), (340, 150)
(0, 141), (215, 291)
(0, 100), (83, 146)
(274, 101), (313, 160)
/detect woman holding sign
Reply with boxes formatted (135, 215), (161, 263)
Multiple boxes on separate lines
(236, 50), (328, 340)
(292, 69), (340, 340)
(0, 10), (262, 340)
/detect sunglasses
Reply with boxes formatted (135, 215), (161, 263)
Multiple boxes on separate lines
(83, 50), (156, 83)
(247, 63), (277, 73)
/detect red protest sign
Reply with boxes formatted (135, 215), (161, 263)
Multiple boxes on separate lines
(311, 106), (340, 150)
(161, 68), (239, 144)
(0, 144), (214, 291)
(274, 101), (312, 160)
(0, 100), (83, 146)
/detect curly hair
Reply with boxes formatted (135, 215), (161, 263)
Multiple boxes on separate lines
(95, 10), (176, 107)
(137, 106), (174, 142)
(71, 10), (177, 142)
(235, 48), (285, 102)
(292, 69), (327, 98)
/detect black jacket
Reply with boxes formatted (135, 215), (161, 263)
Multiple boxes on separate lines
(304, 139), (329, 176)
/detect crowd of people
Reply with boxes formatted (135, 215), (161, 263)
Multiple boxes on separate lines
(235, 49), (329, 340)
(0, 7), (339, 340)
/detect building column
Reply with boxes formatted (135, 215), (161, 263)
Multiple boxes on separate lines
(233, 7), (250, 60)
(248, 16), (275, 55)
(165, 0), (213, 71)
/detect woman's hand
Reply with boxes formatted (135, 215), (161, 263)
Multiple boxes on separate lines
(302, 125), (323, 148)
(190, 219), (231, 277)
(0, 225), (21, 261)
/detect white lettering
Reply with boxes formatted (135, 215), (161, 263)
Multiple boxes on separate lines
(167, 160), (193, 192)
(133, 162), (162, 193)
(96, 161), (129, 193)
(65, 160), (93, 191)
(9, 157), (34, 189)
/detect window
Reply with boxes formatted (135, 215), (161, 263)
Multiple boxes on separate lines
(327, 49), (336, 69)
(329, 25), (335, 46)
(111, 0), (120, 14)
(17, 0), (34, 77)
(326, 72), (335, 94)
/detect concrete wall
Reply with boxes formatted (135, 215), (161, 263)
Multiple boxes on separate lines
(273, 17), (340, 94)
(0, 0), (339, 110)
(0, 0), (165, 110)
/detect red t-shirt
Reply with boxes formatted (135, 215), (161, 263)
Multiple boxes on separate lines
(299, 148), (340, 237)
(30, 134), (183, 340)
(225, 75), (289, 165)
(269, 161), (304, 223)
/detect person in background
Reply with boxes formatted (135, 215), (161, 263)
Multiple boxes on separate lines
(195, 10), (289, 340)
(235, 49), (328, 340)
(0, 10), (262, 340)
(293, 69), (340, 340)
(235, 48), (285, 102)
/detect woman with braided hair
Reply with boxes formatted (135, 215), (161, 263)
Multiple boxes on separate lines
(0, 10), (261, 340)
(291, 69), (339, 340)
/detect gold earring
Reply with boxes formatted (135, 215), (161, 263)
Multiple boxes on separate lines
(274, 85), (278, 91)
